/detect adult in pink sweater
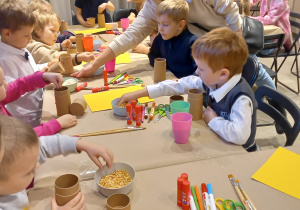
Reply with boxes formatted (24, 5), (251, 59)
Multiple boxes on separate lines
(0, 68), (77, 137)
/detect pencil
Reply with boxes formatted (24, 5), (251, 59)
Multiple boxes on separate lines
(228, 174), (250, 210)
(194, 185), (204, 210)
(236, 180), (256, 210)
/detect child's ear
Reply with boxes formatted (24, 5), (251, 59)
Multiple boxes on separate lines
(178, 20), (186, 31)
(219, 68), (230, 80)
(1, 29), (11, 39)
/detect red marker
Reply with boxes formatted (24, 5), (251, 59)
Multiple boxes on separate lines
(126, 104), (132, 125)
(131, 100), (137, 121)
(92, 86), (109, 93)
(75, 82), (88, 92)
(103, 69), (108, 86)
(135, 105), (141, 127)
(201, 183), (210, 210)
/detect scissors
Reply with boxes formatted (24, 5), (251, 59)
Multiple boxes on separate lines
(154, 104), (166, 123)
(127, 77), (143, 84)
(215, 198), (245, 210)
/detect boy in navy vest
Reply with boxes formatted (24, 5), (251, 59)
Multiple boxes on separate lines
(118, 27), (258, 152)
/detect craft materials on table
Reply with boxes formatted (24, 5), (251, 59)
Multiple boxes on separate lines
(73, 126), (146, 137)
(148, 102), (156, 123)
(215, 198), (245, 210)
(74, 28), (107, 35)
(115, 52), (131, 64)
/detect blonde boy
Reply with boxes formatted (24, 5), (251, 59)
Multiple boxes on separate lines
(118, 27), (258, 152)
(29, 0), (53, 12)
(148, 0), (198, 78)
(27, 10), (94, 64)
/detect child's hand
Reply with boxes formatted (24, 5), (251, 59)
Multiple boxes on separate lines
(62, 39), (72, 49)
(69, 36), (76, 43)
(117, 89), (148, 107)
(51, 192), (85, 210)
(203, 106), (217, 124)
(76, 139), (114, 169)
(77, 52), (95, 63)
(83, 21), (92, 28)
(41, 66), (49, 72)
(57, 114), (77, 129)
(42, 72), (64, 89)
(98, 3), (107, 13)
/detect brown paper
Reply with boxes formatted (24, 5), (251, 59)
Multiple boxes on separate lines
(55, 189), (80, 206)
(59, 21), (68, 34)
(48, 61), (65, 74)
(154, 58), (166, 83)
(54, 86), (71, 116)
(70, 98), (87, 116)
(59, 53), (73, 75)
(87, 17), (96, 28)
(67, 46), (77, 54)
(98, 13), (105, 28)
(188, 89), (203, 120)
(107, 194), (131, 210)
(170, 95), (184, 104)
(75, 33), (84, 52)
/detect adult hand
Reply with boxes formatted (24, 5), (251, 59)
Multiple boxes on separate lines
(42, 72), (64, 89)
(203, 106), (217, 124)
(77, 52), (95, 63)
(83, 21), (92, 28)
(70, 62), (97, 78)
(51, 192), (85, 210)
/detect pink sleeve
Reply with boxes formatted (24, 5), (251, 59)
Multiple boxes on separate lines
(2, 71), (49, 105)
(251, 2), (286, 25)
(33, 119), (62, 137)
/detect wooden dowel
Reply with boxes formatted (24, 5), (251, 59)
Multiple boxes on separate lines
(73, 127), (146, 137)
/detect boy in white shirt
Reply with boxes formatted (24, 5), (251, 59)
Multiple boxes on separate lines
(118, 27), (258, 152)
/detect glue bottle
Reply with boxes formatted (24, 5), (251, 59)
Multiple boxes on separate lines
(182, 180), (190, 210)
(135, 105), (141, 127)
(131, 100), (137, 121)
(177, 177), (185, 207)
(126, 104), (132, 125)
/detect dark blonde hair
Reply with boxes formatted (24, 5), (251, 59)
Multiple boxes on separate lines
(192, 27), (248, 77)
(0, 116), (38, 180)
(0, 0), (35, 32)
(32, 9), (60, 39)
(29, 0), (53, 12)
(156, 0), (189, 23)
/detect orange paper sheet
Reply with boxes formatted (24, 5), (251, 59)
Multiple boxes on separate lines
(83, 86), (153, 112)
(252, 147), (300, 199)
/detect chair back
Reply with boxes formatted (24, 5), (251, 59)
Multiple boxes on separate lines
(255, 85), (300, 146)
(257, 33), (285, 58)
(112, 8), (138, 22)
(242, 56), (259, 87)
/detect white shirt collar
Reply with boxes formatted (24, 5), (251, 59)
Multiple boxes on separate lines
(0, 41), (29, 57)
(207, 74), (242, 103)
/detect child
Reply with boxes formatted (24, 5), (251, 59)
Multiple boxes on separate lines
(0, 115), (114, 209)
(118, 27), (258, 152)
(148, 0), (198, 78)
(27, 10), (94, 65)
(0, 66), (77, 137)
(75, 0), (115, 27)
(29, 0), (52, 13)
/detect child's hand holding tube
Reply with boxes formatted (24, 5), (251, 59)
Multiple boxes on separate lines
(42, 72), (64, 89)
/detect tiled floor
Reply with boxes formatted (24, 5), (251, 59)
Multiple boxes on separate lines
(255, 53), (300, 150)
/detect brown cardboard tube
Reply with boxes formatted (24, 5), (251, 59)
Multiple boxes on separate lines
(154, 58), (166, 83)
(55, 174), (80, 196)
(170, 95), (184, 104)
(70, 98), (87, 116)
(107, 194), (131, 210)
(67, 46), (77, 54)
(188, 89), (203, 120)
(54, 86), (71, 116)
(75, 33), (84, 52)
(55, 189), (80, 206)
(87, 17), (96, 28)
(59, 53), (74, 75)
(98, 13), (105, 28)
(59, 21), (68, 34)
(48, 61), (65, 74)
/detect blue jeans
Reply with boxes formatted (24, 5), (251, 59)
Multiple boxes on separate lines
(249, 54), (276, 89)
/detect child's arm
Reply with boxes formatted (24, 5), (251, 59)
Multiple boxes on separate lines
(205, 96), (253, 145)
(98, 1), (115, 13)
(28, 42), (60, 64)
(76, 7), (91, 27)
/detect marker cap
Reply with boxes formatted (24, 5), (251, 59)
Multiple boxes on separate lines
(207, 183), (213, 194)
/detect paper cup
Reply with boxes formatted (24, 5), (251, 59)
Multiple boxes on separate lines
(87, 17), (96, 28)
(105, 22), (118, 30)
(70, 98), (87, 116)
(59, 21), (68, 34)
(117, 21), (122, 28)
(154, 58), (166, 83)
(105, 59), (116, 73)
(170, 95), (184, 104)
(188, 89), (203, 121)
(48, 61), (65, 74)
(82, 37), (94, 52)
(98, 13), (105, 28)
(171, 112), (193, 144)
(75, 33), (84, 52)
(170, 101), (190, 114)
(59, 53), (74, 74)
(54, 86), (71, 116)
(67, 46), (77, 54)
(93, 40), (102, 51)
(121, 18), (130, 32)
(107, 194), (131, 210)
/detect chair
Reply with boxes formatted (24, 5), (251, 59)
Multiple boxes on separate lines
(112, 8), (138, 22)
(242, 56), (260, 87)
(255, 85), (300, 146)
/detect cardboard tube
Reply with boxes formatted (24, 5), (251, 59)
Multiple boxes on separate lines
(188, 89), (203, 120)
(67, 46), (77, 54)
(48, 61), (65, 74)
(55, 189), (80, 206)
(87, 17), (96, 28)
(98, 13), (105, 28)
(154, 58), (166, 83)
(117, 21), (121, 28)
(55, 174), (80, 196)
(106, 194), (131, 210)
(170, 95), (184, 104)
(75, 33), (84, 52)
(59, 53), (74, 75)
(59, 21), (68, 34)
(70, 98), (87, 116)
(54, 86), (71, 116)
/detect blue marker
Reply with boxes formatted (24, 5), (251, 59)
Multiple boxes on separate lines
(207, 184), (217, 210)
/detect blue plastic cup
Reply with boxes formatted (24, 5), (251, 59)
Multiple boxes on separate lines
(170, 101), (190, 114)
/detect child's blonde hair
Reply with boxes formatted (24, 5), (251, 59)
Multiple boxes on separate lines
(0, 115), (38, 180)
(156, 0), (189, 22)
(32, 9), (61, 39)
(29, 0), (53, 12)
(192, 27), (248, 77)
(0, 0), (35, 32)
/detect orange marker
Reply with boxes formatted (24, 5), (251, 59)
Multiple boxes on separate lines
(149, 102), (156, 120)
(103, 69), (108, 86)
(194, 185), (204, 210)
(92, 86), (109, 93)
(75, 82), (88, 92)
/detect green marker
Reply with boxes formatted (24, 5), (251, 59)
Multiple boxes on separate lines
(191, 186), (200, 210)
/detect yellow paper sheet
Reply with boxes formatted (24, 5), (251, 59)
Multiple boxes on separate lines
(116, 52), (131, 64)
(74, 28), (106, 35)
(83, 86), (153, 112)
(252, 147), (300, 199)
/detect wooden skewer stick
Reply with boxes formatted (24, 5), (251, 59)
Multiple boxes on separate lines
(73, 127), (146, 137)
(108, 84), (145, 89)
(97, 35), (107, 42)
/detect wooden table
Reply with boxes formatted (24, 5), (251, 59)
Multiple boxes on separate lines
(29, 145), (300, 209)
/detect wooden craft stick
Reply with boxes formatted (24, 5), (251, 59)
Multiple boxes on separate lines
(73, 127), (146, 137)
(97, 35), (107, 42)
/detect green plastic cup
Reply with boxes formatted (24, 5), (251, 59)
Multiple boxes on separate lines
(170, 101), (190, 114)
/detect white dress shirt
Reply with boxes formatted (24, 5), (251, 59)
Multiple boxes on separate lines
(0, 41), (47, 127)
(147, 74), (253, 145)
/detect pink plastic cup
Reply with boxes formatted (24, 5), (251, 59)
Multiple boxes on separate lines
(105, 58), (116, 73)
(120, 18), (130, 32)
(171, 112), (193, 144)
(82, 37), (93, 52)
